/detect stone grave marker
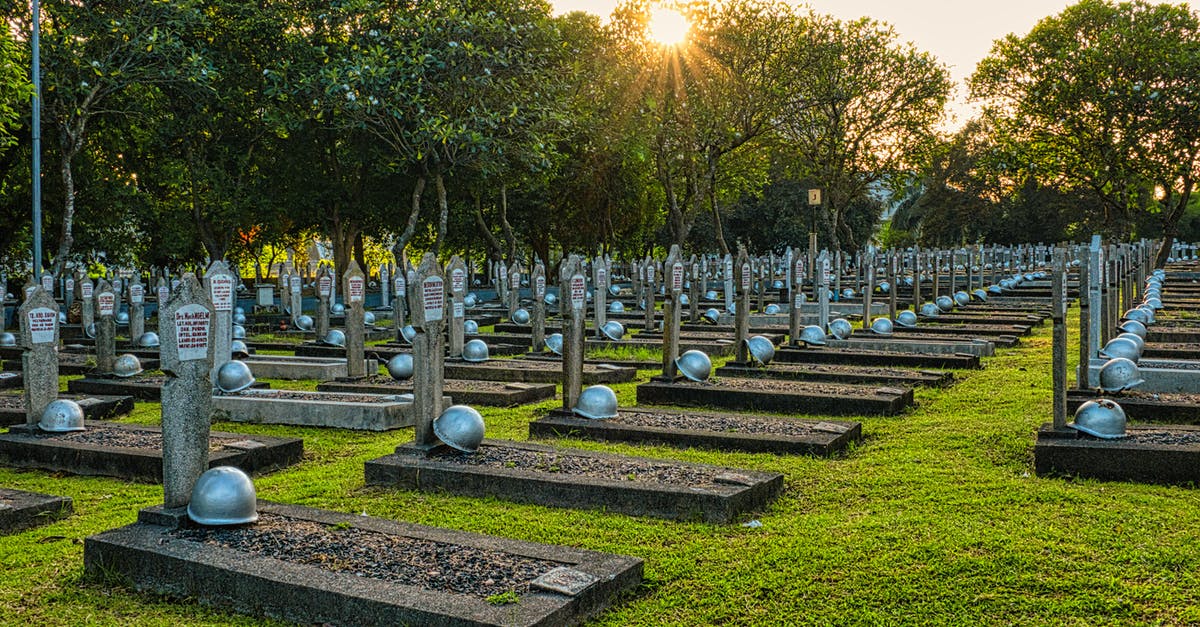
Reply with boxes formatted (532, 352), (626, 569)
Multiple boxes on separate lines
(862, 247), (875, 328)
(660, 246), (684, 379)
(834, 251), (842, 300)
(344, 262), (367, 379)
(316, 265), (332, 340)
(393, 262), (408, 338)
(204, 261), (236, 384)
(40, 271), (54, 297)
(447, 256), (467, 358)
(816, 251), (830, 331)
(94, 280), (117, 374)
(789, 253), (805, 342)
(688, 254), (700, 322)
(129, 276), (146, 341)
(756, 256), (767, 313)
(508, 261), (521, 318)
(20, 286), (59, 424)
(64, 273), (74, 309)
(643, 255), (656, 331)
(723, 254), (735, 313)
(1052, 247), (1068, 428)
(734, 246), (751, 363)
(159, 274), (215, 508)
(156, 278), (169, 321)
(79, 276), (95, 332)
(289, 274), (303, 325)
(401, 254), (445, 450)
(496, 259), (509, 308)
(593, 256), (608, 339)
(561, 255), (587, 411)
(888, 251), (898, 322)
(379, 262), (390, 310)
(911, 248), (921, 311)
(531, 262), (547, 353)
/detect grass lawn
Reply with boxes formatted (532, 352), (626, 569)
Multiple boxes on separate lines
(2, 307), (1199, 625)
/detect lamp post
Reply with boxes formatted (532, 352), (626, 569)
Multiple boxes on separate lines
(31, 0), (42, 280)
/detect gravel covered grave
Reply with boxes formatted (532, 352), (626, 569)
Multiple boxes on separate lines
(432, 445), (729, 487)
(229, 390), (404, 403)
(608, 410), (827, 437)
(27, 424), (238, 452)
(171, 513), (562, 598)
(686, 378), (892, 394)
(1118, 430), (1200, 446)
(360, 375), (526, 391)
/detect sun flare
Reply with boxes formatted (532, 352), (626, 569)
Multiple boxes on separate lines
(647, 6), (690, 46)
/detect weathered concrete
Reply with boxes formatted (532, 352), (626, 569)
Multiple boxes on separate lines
(1035, 423), (1200, 484)
(0, 393), (133, 426)
(715, 363), (952, 388)
(317, 379), (554, 407)
(0, 487), (72, 535)
(244, 355), (376, 381)
(1082, 357), (1200, 394)
(636, 379), (913, 416)
(213, 389), (439, 431)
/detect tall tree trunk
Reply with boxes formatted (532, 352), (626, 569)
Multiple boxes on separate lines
(1156, 176), (1195, 268)
(433, 172), (449, 257)
(472, 194), (504, 261)
(499, 185), (518, 264)
(52, 131), (84, 276)
(707, 158), (729, 256)
(392, 176), (426, 259)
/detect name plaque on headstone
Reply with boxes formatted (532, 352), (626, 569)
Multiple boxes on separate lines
(570, 275), (586, 310)
(512, 272), (521, 288)
(451, 268), (465, 294)
(24, 285), (36, 298)
(672, 263), (684, 292)
(453, 302), (464, 318)
(40, 274), (53, 292)
(821, 259), (831, 286)
(66, 278), (74, 293)
(98, 292), (116, 316)
(130, 284), (144, 304)
(535, 275), (546, 299)
(596, 267), (607, 288)
(741, 264), (751, 291)
(422, 277), (445, 322)
(27, 307), (57, 344)
(499, 265), (508, 280)
(209, 275), (234, 312)
(158, 286), (169, 305)
(290, 276), (301, 294)
(174, 304), (211, 361)
(395, 275), (406, 295)
(82, 282), (93, 299)
(319, 275), (332, 297)
(348, 276), (365, 303)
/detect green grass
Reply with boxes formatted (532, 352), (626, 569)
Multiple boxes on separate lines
(3, 308), (1200, 625)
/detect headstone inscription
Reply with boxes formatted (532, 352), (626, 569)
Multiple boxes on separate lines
(204, 261), (235, 384)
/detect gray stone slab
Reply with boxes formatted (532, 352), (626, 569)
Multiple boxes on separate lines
(243, 355), (376, 381)
(1035, 423), (1200, 484)
(443, 361), (636, 385)
(1082, 357), (1200, 394)
(831, 336), (998, 356)
(212, 389), (442, 431)
(636, 379), (913, 416)
(316, 379), (555, 407)
(0, 487), (72, 535)
(365, 439), (783, 523)
(775, 346), (981, 370)
(715, 363), (952, 388)
(84, 500), (642, 627)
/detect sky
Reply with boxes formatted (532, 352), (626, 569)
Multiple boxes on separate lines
(549, 0), (1191, 126)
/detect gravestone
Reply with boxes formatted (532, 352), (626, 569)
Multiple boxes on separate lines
(911, 248), (921, 311)
(932, 250), (941, 299)
(156, 278), (169, 321)
(660, 246), (684, 380)
(531, 262), (547, 353)
(1051, 247), (1068, 428)
(834, 251), (842, 301)
(888, 252), (898, 322)
(289, 274), (303, 326)
(40, 271), (54, 297)
(756, 256), (767, 313)
(508, 262), (521, 318)
(64, 273), (74, 310)
(159, 274), (215, 508)
(20, 286), (59, 424)
(379, 263), (390, 310)
(862, 247), (875, 329)
(129, 276), (146, 341)
(723, 254), (735, 312)
(561, 256), (587, 411)
(316, 265), (332, 340)
(496, 260), (509, 309)
(204, 261), (236, 384)
(393, 262), (408, 339)
(734, 246), (751, 363)
(79, 277), (95, 332)
(94, 280), (117, 374)
(344, 262), (367, 379)
(643, 255), (656, 332)
(689, 255), (700, 322)
(593, 257), (608, 339)
(400, 254), (445, 451)
(816, 251), (830, 331)
(789, 254), (805, 342)
(447, 256), (467, 358)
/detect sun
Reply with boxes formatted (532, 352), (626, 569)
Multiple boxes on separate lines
(647, 6), (690, 46)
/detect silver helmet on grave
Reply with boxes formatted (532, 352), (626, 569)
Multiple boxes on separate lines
(386, 354), (414, 380)
(113, 353), (144, 378)
(609, 301), (625, 313)
(545, 333), (564, 355)
(573, 385), (619, 420)
(231, 339), (250, 359)
(1099, 337), (1142, 362)
(935, 295), (955, 313)
(896, 310), (919, 328)
(187, 466), (258, 526)
(323, 329), (346, 347)
(216, 360), (256, 393)
(745, 335), (776, 366)
(464, 320), (479, 335)
(136, 331), (160, 348)
(798, 325), (827, 346)
(462, 339), (490, 362)
(1069, 399), (1128, 439)
(675, 350), (712, 382)
(870, 317), (894, 336)
(38, 399), (85, 433)
(702, 308), (721, 325)
(1098, 357), (1144, 393)
(295, 315), (314, 331)
(829, 318), (852, 340)
(511, 308), (531, 325)
(601, 320), (626, 341)
(433, 405), (486, 453)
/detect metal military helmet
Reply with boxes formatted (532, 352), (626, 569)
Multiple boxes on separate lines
(1117, 319), (1147, 339)
(464, 293), (478, 308)
(954, 291), (971, 307)
(216, 359), (257, 393)
(920, 303), (941, 318)
(116, 311), (130, 324)
(842, 288), (856, 299)
(295, 315), (314, 331)
(38, 399), (86, 433)
(798, 325), (827, 346)
(462, 339), (490, 362)
(331, 302), (346, 315)
(1069, 399), (1128, 439)
(232, 324), (247, 339)
(0, 332), (15, 347)
(675, 349), (713, 382)
(727, 302), (736, 314)
(987, 284), (1003, 295)
(1100, 336), (1141, 362)
(511, 308), (531, 325)
(829, 318), (852, 340)
(231, 339), (250, 359)
(1143, 296), (1163, 311)
(363, 311), (376, 326)
(572, 385), (619, 420)
(232, 312), (247, 326)
(870, 317), (894, 336)
(113, 353), (144, 378)
(608, 301), (625, 313)
(935, 295), (955, 312)
(386, 354), (414, 380)
(705, 290), (718, 300)
(85, 322), (96, 339)
(896, 310), (919, 328)
(702, 308), (721, 325)
(58, 311), (66, 324)
(1137, 305), (1156, 325)
(772, 280), (784, 290)
(234, 306), (245, 316)
(463, 320), (479, 335)
(745, 335), (776, 366)
(545, 292), (558, 305)
(1115, 332), (1145, 353)
(433, 405), (486, 453)
(601, 320), (626, 341)
(764, 303), (781, 314)
(400, 325), (417, 344)
(1098, 357), (1145, 393)
(323, 329), (346, 347)
(609, 285), (621, 296)
(187, 466), (259, 526)
(136, 331), (160, 348)
(877, 281), (890, 294)
(972, 288), (988, 302)
(679, 293), (689, 306)
(545, 333), (564, 355)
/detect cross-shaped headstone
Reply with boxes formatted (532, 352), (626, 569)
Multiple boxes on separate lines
(159, 274), (215, 509)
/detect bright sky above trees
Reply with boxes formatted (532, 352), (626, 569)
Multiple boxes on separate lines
(550, 0), (1195, 125)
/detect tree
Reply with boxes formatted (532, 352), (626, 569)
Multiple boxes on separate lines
(971, 0), (1200, 265)
(777, 14), (951, 253)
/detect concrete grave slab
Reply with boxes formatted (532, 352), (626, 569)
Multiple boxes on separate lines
(1035, 423), (1200, 484)
(317, 378), (555, 407)
(212, 388), (443, 431)
(636, 378), (913, 416)
(0, 487), (72, 535)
